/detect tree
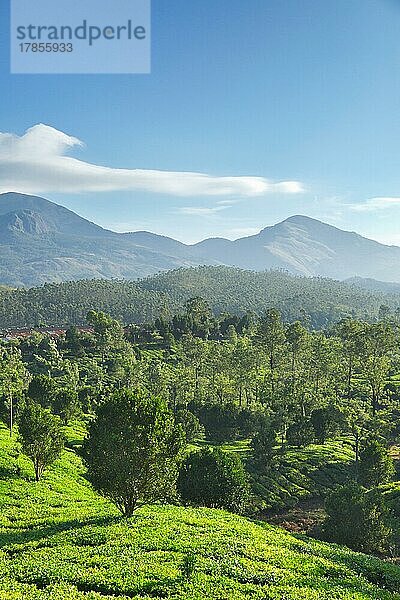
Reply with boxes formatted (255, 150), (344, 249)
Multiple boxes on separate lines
(18, 401), (65, 481)
(27, 374), (58, 408)
(322, 483), (392, 554)
(82, 389), (185, 516)
(184, 297), (214, 339)
(175, 409), (204, 442)
(178, 448), (250, 513)
(0, 347), (29, 436)
(286, 417), (314, 447)
(359, 323), (394, 416)
(52, 387), (81, 424)
(286, 321), (309, 394)
(257, 309), (285, 393)
(251, 418), (276, 468)
(86, 310), (126, 363)
(336, 319), (364, 400)
(358, 439), (395, 488)
(196, 403), (239, 442)
(311, 406), (344, 444)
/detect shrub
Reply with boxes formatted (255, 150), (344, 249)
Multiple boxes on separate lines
(178, 447), (250, 513)
(358, 439), (395, 488)
(322, 483), (392, 554)
(180, 553), (197, 579)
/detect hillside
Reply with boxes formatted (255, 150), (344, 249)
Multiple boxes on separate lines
(346, 277), (400, 294)
(2, 193), (400, 286)
(1, 425), (399, 600)
(1, 266), (399, 329)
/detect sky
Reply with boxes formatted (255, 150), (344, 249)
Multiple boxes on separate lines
(1, 0), (400, 244)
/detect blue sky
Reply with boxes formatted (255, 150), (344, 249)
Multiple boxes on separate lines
(1, 0), (400, 244)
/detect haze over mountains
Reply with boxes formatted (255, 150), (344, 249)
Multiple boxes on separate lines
(1, 192), (400, 287)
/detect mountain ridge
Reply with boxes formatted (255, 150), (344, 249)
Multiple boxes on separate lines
(0, 192), (399, 286)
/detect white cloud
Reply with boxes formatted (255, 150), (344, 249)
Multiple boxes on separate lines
(349, 197), (400, 212)
(0, 124), (304, 198)
(178, 205), (232, 216)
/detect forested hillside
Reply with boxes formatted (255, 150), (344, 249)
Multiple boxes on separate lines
(1, 266), (400, 329)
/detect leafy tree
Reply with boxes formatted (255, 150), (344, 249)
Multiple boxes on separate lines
(251, 418), (276, 468)
(0, 347), (29, 436)
(184, 297), (214, 339)
(286, 320), (309, 393)
(64, 325), (85, 356)
(197, 403), (239, 442)
(82, 389), (185, 516)
(18, 401), (65, 481)
(311, 406), (344, 444)
(336, 319), (364, 399)
(52, 387), (81, 424)
(178, 448), (250, 513)
(27, 374), (58, 408)
(175, 409), (204, 442)
(286, 417), (314, 447)
(322, 483), (392, 554)
(86, 310), (126, 363)
(359, 323), (394, 416)
(257, 308), (285, 392)
(358, 439), (395, 488)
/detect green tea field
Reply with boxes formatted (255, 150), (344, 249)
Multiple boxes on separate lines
(1, 425), (400, 600)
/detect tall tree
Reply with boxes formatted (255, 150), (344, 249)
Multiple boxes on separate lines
(18, 401), (65, 481)
(257, 309), (285, 393)
(82, 389), (185, 516)
(0, 347), (29, 436)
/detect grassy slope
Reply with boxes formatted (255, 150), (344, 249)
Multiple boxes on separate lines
(195, 438), (356, 512)
(251, 441), (355, 511)
(1, 426), (400, 599)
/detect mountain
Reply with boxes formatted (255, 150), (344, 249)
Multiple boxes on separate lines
(191, 215), (400, 281)
(1, 192), (400, 286)
(0, 193), (208, 286)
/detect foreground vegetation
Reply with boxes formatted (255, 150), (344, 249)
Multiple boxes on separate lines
(1, 425), (400, 600)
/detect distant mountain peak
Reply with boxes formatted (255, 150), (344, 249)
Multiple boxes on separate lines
(0, 192), (399, 286)
(0, 191), (107, 237)
(284, 214), (322, 224)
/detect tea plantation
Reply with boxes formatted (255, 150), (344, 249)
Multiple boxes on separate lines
(0, 424), (400, 600)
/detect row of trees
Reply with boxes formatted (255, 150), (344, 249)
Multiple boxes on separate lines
(15, 389), (250, 514)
